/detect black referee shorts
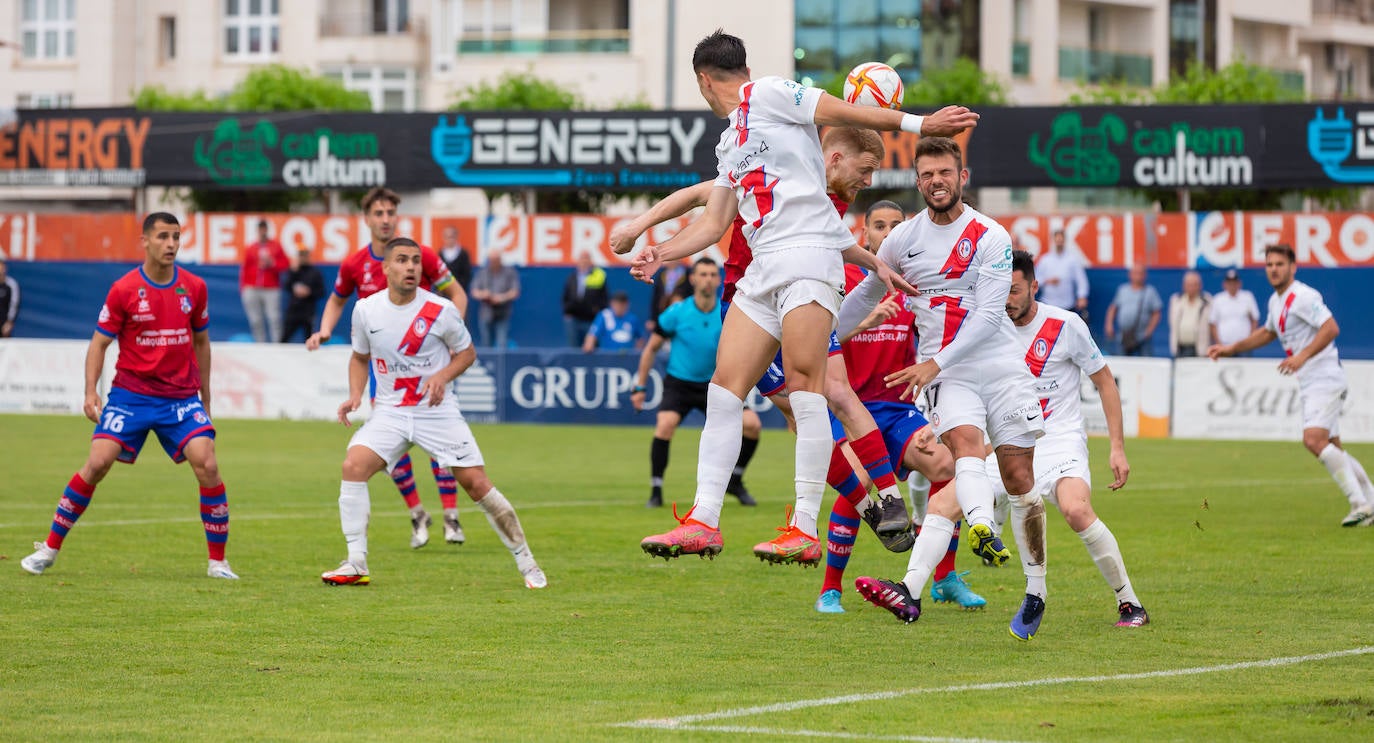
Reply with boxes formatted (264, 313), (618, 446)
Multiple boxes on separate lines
(659, 374), (710, 417)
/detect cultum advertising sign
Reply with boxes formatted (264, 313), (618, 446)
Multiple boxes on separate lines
(966, 103), (1374, 189)
(6, 104), (1374, 191)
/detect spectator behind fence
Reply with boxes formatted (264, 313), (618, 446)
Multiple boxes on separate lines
(438, 226), (474, 299)
(239, 220), (292, 343)
(1035, 228), (1090, 316)
(562, 253), (608, 346)
(0, 255), (18, 337)
(471, 252), (520, 349)
(1168, 270), (1211, 357)
(1105, 264), (1162, 356)
(584, 291), (646, 353)
(1210, 268), (1260, 354)
(280, 246), (326, 343)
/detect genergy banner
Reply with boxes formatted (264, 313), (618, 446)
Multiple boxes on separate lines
(5, 211), (1374, 268)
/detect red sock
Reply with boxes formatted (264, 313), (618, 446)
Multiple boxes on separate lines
(849, 429), (898, 492)
(47, 473), (96, 549)
(826, 444), (868, 507)
(822, 496), (861, 594)
(199, 483), (229, 561)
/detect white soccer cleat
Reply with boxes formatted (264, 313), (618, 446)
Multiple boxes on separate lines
(443, 513), (466, 545)
(521, 565), (548, 590)
(1341, 506), (1374, 527)
(20, 542), (58, 575)
(207, 559), (240, 579)
(410, 510), (432, 549)
(321, 560), (370, 586)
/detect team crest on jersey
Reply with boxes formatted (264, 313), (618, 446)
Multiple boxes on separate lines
(193, 410), (209, 424)
(136, 287), (151, 313)
(939, 222), (987, 280)
(412, 317), (429, 335)
(1032, 338), (1050, 360)
(179, 296), (193, 314)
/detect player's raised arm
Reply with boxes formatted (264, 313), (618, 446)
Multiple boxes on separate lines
(631, 186), (737, 283)
(813, 95), (979, 137)
(82, 331), (116, 422)
(611, 180), (714, 255)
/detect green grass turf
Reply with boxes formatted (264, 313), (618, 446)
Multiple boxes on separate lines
(1, 414), (1372, 741)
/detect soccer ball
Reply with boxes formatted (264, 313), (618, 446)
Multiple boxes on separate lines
(843, 62), (905, 110)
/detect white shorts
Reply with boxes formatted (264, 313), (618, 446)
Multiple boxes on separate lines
(923, 357), (1045, 447)
(348, 407), (485, 473)
(1300, 381), (1347, 437)
(733, 247), (844, 341)
(985, 433), (1090, 508)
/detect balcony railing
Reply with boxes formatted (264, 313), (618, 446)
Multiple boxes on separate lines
(458, 29), (630, 54)
(320, 12), (412, 37)
(1059, 46), (1153, 87)
(1012, 41), (1030, 77)
(1312, 0), (1374, 23)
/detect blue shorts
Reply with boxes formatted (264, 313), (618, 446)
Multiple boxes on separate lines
(721, 299), (842, 397)
(93, 387), (216, 464)
(829, 400), (929, 480)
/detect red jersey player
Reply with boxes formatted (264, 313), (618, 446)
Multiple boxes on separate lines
(306, 187), (470, 550)
(21, 213), (237, 580)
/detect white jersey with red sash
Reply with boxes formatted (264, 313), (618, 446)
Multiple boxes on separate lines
(1015, 302), (1106, 437)
(350, 288), (472, 415)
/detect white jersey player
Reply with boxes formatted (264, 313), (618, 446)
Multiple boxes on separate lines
(321, 237), (546, 589)
(840, 136), (1049, 640)
(1210, 243), (1374, 527)
(630, 30), (977, 566)
(984, 250), (1149, 628)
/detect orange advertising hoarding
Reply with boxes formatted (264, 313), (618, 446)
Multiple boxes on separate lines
(4, 210), (1374, 269)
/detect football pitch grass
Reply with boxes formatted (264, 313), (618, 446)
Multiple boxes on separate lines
(2, 414), (1372, 741)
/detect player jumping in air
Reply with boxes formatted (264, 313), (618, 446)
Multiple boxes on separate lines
(1209, 243), (1374, 528)
(22, 213), (238, 580)
(321, 237), (545, 589)
(841, 137), (1049, 639)
(307, 187), (471, 549)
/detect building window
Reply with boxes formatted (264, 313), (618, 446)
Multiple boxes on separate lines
(160, 16), (177, 62)
(794, 0), (922, 88)
(18, 92), (74, 108)
(373, 0), (410, 33)
(324, 66), (417, 112)
(20, 0), (76, 61)
(224, 0), (280, 59)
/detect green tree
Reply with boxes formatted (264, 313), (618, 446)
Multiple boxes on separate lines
(134, 65), (372, 212)
(450, 70), (615, 213)
(1071, 61), (1356, 210)
(905, 58), (1009, 107)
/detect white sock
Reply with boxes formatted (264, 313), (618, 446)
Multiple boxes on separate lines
(409, 503), (426, 517)
(789, 390), (829, 537)
(1343, 450), (1374, 502)
(339, 480), (371, 568)
(691, 383), (744, 528)
(476, 487), (527, 553)
(1008, 490), (1047, 599)
(1078, 519), (1139, 607)
(952, 457), (995, 529)
(907, 471), (930, 523)
(902, 514), (955, 592)
(1318, 444), (1367, 508)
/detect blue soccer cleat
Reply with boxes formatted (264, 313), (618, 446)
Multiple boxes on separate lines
(1010, 593), (1046, 641)
(930, 570), (986, 610)
(815, 588), (845, 614)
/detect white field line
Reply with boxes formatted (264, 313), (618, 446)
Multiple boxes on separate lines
(637, 726), (1027, 743)
(0, 499), (625, 529)
(618, 646), (1374, 732)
